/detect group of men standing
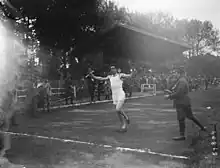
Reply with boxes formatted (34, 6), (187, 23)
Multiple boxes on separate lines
(63, 67), (133, 104)
(85, 68), (133, 102)
(36, 79), (51, 112)
(26, 79), (52, 117)
(86, 68), (103, 102)
(63, 72), (104, 104)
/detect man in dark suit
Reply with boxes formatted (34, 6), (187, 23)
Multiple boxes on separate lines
(165, 67), (206, 141)
(167, 70), (178, 90)
(86, 67), (96, 102)
(64, 76), (74, 105)
(204, 77), (209, 90)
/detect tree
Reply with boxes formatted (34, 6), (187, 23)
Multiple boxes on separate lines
(129, 11), (220, 58)
(3, 0), (130, 79)
(1, 0), (97, 79)
(205, 29), (220, 56)
(183, 20), (218, 56)
(3, 1), (220, 79)
(129, 12), (185, 43)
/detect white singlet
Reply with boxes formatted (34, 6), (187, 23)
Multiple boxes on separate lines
(108, 73), (125, 105)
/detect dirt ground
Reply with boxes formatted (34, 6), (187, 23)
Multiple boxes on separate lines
(4, 88), (220, 167)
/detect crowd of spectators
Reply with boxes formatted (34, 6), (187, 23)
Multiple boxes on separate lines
(62, 71), (220, 104)
(22, 69), (220, 113)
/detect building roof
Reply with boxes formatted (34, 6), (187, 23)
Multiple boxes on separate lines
(117, 23), (190, 50)
(76, 22), (191, 61)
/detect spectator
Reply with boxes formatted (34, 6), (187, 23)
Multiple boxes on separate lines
(37, 80), (46, 111)
(104, 79), (111, 100)
(97, 80), (102, 101)
(26, 81), (38, 117)
(86, 67), (95, 102)
(44, 80), (51, 112)
(76, 77), (85, 101)
(64, 76), (74, 105)
(123, 78), (133, 97)
(204, 77), (209, 90)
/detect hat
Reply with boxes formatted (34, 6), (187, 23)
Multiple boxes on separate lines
(110, 66), (116, 69)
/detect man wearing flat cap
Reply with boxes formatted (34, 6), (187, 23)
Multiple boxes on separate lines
(165, 66), (207, 140)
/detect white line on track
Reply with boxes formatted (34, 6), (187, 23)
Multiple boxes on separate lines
(1, 131), (189, 160)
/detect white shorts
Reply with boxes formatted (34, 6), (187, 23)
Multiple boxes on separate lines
(112, 91), (125, 109)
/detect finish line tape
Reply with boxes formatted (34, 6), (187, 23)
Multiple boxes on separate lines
(1, 131), (189, 160)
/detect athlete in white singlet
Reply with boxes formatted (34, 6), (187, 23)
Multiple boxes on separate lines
(90, 66), (133, 132)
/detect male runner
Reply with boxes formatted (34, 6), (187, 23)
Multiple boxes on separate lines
(165, 67), (206, 140)
(90, 66), (134, 132)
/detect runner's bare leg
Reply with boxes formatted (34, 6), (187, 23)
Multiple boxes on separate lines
(116, 100), (127, 130)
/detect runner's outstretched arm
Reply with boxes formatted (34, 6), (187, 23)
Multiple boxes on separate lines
(121, 71), (135, 78)
(90, 73), (109, 81)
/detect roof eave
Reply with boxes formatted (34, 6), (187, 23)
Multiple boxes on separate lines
(117, 23), (191, 50)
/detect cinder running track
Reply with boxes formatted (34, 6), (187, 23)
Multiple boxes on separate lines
(6, 89), (220, 167)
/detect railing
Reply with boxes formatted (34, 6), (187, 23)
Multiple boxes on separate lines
(140, 84), (156, 95)
(50, 88), (66, 96)
(16, 89), (28, 102)
(16, 87), (74, 102)
(15, 81), (155, 106)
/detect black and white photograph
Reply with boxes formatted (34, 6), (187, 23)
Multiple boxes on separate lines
(0, 0), (219, 167)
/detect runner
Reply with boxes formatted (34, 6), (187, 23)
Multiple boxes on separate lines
(90, 66), (135, 132)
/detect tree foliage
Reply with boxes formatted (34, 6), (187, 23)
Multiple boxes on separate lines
(1, 0), (220, 79)
(130, 12), (220, 57)
(2, 0), (130, 79)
